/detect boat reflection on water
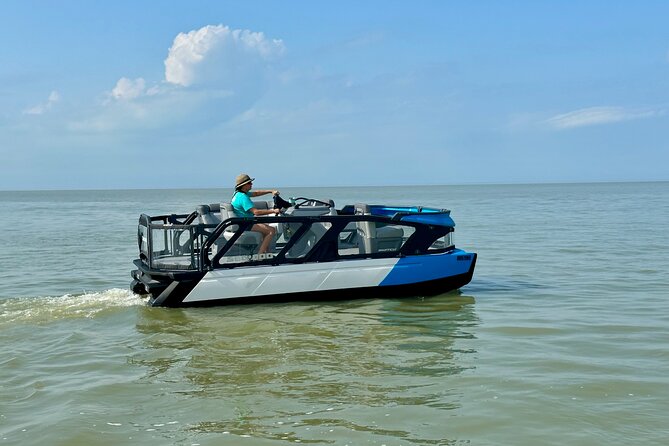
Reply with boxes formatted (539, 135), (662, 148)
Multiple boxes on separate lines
(131, 292), (479, 443)
(377, 292), (479, 379)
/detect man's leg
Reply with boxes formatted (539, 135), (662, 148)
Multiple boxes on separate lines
(252, 223), (276, 254)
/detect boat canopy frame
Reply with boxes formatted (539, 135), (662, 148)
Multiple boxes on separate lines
(137, 204), (456, 274)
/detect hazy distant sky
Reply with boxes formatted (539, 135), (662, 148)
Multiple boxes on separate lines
(1, 1), (668, 190)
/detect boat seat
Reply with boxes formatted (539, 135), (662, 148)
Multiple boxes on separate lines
(285, 221), (330, 258)
(219, 202), (275, 255)
(354, 203), (404, 254)
(195, 204), (225, 255)
(196, 204), (222, 226)
(252, 200), (272, 210)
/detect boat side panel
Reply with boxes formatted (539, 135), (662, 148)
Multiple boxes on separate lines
(380, 249), (475, 287)
(181, 268), (475, 307)
(183, 258), (399, 303)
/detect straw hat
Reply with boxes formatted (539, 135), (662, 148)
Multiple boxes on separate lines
(235, 173), (254, 189)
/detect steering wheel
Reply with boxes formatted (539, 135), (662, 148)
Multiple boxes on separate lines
(273, 194), (292, 210)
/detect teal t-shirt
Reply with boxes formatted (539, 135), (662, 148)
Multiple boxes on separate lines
(231, 191), (255, 217)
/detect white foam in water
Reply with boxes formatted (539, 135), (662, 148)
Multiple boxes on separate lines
(0, 288), (146, 325)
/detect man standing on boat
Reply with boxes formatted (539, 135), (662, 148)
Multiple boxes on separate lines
(231, 173), (281, 254)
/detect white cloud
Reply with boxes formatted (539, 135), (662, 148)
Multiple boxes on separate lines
(164, 24), (285, 87)
(546, 106), (662, 129)
(23, 90), (60, 115)
(75, 24), (285, 132)
(111, 77), (146, 100)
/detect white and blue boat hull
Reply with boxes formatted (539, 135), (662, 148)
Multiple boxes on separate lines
(178, 249), (476, 305)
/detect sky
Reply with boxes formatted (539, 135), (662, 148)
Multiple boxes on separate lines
(1, 0), (668, 190)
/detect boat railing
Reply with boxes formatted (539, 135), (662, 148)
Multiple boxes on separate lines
(138, 207), (456, 273)
(200, 213), (454, 270)
(138, 212), (212, 271)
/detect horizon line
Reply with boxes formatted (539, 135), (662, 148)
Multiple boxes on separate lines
(1, 179), (668, 193)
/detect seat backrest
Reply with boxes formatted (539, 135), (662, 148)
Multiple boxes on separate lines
(354, 203), (404, 254)
(285, 222), (330, 258)
(220, 202), (241, 232)
(354, 203), (375, 254)
(253, 200), (271, 210)
(218, 203), (266, 256)
(196, 204), (222, 226)
(354, 203), (375, 237)
(221, 200), (273, 230)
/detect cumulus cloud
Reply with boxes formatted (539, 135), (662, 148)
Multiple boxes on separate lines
(23, 90), (60, 115)
(546, 106), (663, 129)
(111, 77), (146, 100)
(89, 24), (285, 132)
(164, 24), (285, 87)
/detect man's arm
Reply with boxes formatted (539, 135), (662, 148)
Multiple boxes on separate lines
(251, 189), (279, 197)
(250, 207), (280, 216)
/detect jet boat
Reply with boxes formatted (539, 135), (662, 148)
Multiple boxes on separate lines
(130, 197), (476, 307)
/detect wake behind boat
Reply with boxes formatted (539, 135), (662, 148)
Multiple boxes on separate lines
(130, 197), (477, 307)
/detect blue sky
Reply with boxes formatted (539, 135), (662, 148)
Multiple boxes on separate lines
(1, 1), (668, 190)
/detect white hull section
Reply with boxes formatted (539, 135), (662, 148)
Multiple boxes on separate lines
(183, 258), (399, 303)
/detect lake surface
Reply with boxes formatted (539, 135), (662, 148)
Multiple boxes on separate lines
(1, 182), (667, 445)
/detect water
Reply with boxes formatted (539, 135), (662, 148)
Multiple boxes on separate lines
(1, 183), (667, 445)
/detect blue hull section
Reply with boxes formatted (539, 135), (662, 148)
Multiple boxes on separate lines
(380, 249), (475, 287)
